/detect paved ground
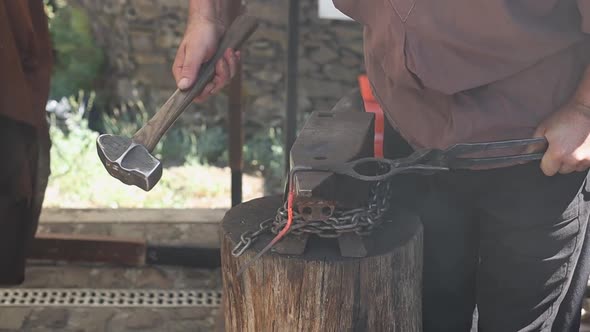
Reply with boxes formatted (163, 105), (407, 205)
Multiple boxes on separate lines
(3, 217), (589, 331)
(0, 216), (223, 332)
(0, 306), (217, 332)
(0, 264), (222, 332)
(10, 265), (588, 332)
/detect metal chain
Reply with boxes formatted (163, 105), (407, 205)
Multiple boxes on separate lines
(232, 180), (392, 257)
(273, 180), (391, 238)
(231, 218), (274, 257)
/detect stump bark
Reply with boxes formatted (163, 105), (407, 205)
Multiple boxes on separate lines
(221, 195), (423, 332)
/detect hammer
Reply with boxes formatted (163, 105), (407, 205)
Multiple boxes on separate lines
(97, 15), (258, 191)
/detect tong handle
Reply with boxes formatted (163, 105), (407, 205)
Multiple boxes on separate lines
(448, 152), (545, 169)
(445, 137), (547, 169)
(445, 137), (547, 156)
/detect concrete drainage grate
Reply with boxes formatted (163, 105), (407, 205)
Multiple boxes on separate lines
(0, 289), (222, 308)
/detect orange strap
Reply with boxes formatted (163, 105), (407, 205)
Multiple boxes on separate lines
(358, 75), (384, 158)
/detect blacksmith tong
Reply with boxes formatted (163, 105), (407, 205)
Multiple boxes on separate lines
(293, 137), (548, 182)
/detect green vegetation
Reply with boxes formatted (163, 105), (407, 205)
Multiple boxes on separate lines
(100, 98), (200, 165)
(244, 127), (285, 191)
(46, 1), (104, 99)
(45, 92), (215, 208)
(98, 98), (285, 180)
(45, 92), (281, 208)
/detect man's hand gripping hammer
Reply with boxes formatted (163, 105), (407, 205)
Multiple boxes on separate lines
(96, 15), (258, 191)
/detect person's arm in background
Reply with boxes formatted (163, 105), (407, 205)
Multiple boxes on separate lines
(173, 0), (242, 102)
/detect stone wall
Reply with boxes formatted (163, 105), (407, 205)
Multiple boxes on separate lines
(72, 0), (365, 132)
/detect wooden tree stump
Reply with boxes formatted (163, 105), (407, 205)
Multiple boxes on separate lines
(221, 195), (423, 332)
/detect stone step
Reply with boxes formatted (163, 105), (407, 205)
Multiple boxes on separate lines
(37, 221), (221, 249)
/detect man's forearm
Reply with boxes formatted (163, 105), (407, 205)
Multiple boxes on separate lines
(188, 0), (241, 28)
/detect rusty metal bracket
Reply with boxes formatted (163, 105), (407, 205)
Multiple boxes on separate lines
(295, 198), (336, 222)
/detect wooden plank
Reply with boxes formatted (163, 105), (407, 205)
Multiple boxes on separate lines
(30, 233), (146, 265)
(39, 208), (227, 224)
(30, 234), (222, 267)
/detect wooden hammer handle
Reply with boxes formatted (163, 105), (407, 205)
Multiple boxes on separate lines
(133, 15), (258, 152)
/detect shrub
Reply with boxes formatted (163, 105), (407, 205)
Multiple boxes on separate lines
(244, 127), (284, 192)
(194, 126), (228, 165)
(100, 99), (199, 165)
(45, 93), (259, 208)
(47, 1), (104, 99)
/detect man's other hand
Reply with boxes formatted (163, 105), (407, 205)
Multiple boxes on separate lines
(172, 19), (240, 103)
(533, 101), (590, 176)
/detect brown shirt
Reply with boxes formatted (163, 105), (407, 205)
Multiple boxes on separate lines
(0, 1), (51, 198)
(0, 0), (52, 133)
(333, 0), (590, 150)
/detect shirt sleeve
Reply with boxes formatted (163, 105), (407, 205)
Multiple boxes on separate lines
(579, 0), (590, 33)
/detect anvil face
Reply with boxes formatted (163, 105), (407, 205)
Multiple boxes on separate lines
(96, 134), (162, 191)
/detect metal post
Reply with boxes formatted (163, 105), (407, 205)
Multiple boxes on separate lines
(285, 0), (300, 173)
(228, 3), (244, 206)
(228, 71), (243, 207)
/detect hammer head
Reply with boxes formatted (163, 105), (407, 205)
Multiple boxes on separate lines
(96, 134), (162, 191)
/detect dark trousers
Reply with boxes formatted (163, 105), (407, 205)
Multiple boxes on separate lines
(386, 130), (590, 332)
(0, 117), (47, 285)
